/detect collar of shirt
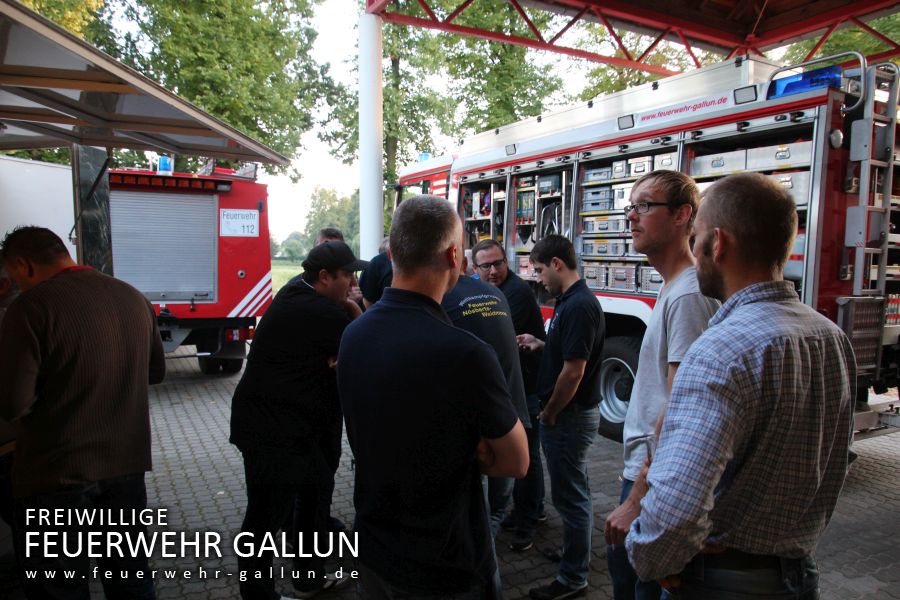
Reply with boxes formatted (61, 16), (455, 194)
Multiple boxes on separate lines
(710, 280), (799, 327)
(380, 287), (451, 325)
(556, 278), (588, 304)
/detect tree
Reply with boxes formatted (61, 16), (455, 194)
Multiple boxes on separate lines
(299, 187), (360, 256)
(281, 231), (305, 263)
(269, 233), (280, 258)
(781, 14), (900, 66)
(20, 0), (102, 37)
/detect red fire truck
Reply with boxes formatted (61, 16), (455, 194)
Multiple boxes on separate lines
(398, 53), (900, 440)
(0, 158), (273, 375)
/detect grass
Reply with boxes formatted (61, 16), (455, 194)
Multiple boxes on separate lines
(271, 259), (302, 294)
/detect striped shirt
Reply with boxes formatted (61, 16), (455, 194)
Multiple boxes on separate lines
(626, 281), (856, 581)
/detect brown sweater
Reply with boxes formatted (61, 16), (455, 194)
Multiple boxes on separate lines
(0, 268), (165, 497)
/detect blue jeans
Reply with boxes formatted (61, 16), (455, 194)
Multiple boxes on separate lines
(540, 404), (600, 587)
(14, 472), (156, 600)
(508, 396), (545, 534)
(669, 554), (819, 599)
(487, 476), (513, 537)
(607, 478), (663, 600)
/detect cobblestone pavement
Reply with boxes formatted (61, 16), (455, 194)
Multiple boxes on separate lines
(3, 352), (900, 599)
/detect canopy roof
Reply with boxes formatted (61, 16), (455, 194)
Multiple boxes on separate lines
(368, 0), (900, 75)
(0, 0), (288, 165)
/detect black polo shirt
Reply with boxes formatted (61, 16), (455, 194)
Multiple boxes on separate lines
(230, 280), (350, 455)
(497, 271), (546, 396)
(358, 251), (393, 304)
(536, 278), (605, 408)
(338, 287), (518, 595)
(442, 276), (529, 425)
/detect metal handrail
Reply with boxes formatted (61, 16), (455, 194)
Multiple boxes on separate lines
(766, 51), (867, 114)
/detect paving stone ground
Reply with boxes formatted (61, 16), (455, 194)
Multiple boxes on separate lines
(2, 351), (899, 599)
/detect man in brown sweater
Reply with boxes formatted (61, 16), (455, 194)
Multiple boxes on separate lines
(0, 226), (165, 599)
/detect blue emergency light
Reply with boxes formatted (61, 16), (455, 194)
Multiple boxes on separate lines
(767, 65), (843, 100)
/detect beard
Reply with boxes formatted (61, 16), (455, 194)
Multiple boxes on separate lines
(696, 235), (726, 301)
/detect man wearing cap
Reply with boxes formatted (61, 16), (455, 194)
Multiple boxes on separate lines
(230, 241), (367, 600)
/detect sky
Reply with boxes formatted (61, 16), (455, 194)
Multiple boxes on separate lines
(261, 0), (361, 243)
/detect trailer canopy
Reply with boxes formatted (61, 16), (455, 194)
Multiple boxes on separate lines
(0, 0), (288, 165)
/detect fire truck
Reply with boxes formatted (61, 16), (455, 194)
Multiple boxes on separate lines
(0, 157), (273, 376)
(398, 53), (900, 440)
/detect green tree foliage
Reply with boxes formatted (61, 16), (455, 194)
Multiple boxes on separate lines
(281, 232), (304, 262)
(21, 0), (102, 37)
(298, 187), (361, 256)
(781, 14), (900, 66)
(269, 233), (280, 258)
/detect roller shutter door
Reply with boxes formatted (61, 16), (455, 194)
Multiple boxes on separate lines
(109, 190), (217, 302)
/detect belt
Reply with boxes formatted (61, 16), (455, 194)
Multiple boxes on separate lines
(692, 549), (805, 571)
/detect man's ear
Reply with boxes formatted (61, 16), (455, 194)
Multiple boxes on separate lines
(550, 256), (563, 271)
(712, 228), (727, 263)
(674, 203), (693, 228)
(447, 243), (460, 272)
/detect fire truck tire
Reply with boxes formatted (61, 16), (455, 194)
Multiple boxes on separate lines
(198, 357), (221, 375)
(221, 358), (244, 374)
(598, 336), (641, 442)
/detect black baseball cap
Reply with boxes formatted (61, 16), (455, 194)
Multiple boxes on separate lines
(302, 241), (369, 274)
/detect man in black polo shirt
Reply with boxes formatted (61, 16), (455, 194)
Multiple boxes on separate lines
(472, 239), (547, 551)
(230, 241), (367, 600)
(338, 195), (529, 599)
(358, 238), (393, 308)
(518, 235), (605, 600)
(441, 259), (530, 538)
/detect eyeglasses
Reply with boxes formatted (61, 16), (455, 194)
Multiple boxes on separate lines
(475, 259), (507, 271)
(623, 201), (685, 216)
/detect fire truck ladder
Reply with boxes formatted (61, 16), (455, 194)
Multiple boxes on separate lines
(840, 60), (900, 377)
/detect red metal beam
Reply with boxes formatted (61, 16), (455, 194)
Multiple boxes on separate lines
(803, 19), (842, 62)
(366, 0), (393, 14)
(548, 5), (589, 45)
(675, 28), (702, 68)
(415, 0), (438, 22)
(593, 7), (633, 61)
(445, 0), (475, 24)
(850, 16), (900, 50)
(753, 0), (899, 47)
(508, 0), (545, 43)
(637, 27), (670, 63)
(379, 11), (678, 75)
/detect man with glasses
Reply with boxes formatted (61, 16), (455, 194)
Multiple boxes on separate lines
(230, 241), (367, 600)
(472, 239), (548, 552)
(604, 171), (719, 600)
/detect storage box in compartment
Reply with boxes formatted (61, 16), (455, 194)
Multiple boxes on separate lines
(612, 183), (635, 209)
(582, 199), (614, 212)
(640, 267), (664, 294)
(607, 265), (637, 292)
(516, 175), (536, 188)
(691, 149), (746, 177)
(628, 156), (653, 177)
(583, 215), (628, 234)
(517, 256), (533, 278)
(768, 171), (811, 207)
(784, 232), (806, 281)
(746, 141), (812, 171)
(611, 160), (628, 179)
(582, 263), (606, 290)
(654, 152), (678, 171)
(583, 187), (613, 201)
(584, 166), (612, 183)
(538, 174), (562, 196)
(583, 239), (627, 256)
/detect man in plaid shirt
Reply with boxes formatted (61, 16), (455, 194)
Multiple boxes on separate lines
(626, 173), (856, 599)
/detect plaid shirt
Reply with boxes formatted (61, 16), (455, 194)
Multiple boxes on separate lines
(626, 281), (856, 581)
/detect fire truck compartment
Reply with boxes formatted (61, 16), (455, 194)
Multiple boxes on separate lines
(109, 190), (218, 302)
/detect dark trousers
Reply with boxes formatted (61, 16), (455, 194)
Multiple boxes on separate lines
(607, 478), (663, 600)
(14, 472), (156, 600)
(238, 449), (327, 600)
(669, 553), (819, 599)
(508, 396), (544, 534)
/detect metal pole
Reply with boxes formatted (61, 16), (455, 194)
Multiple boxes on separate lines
(359, 12), (384, 261)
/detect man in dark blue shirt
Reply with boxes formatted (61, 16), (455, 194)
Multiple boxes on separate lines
(338, 196), (528, 598)
(442, 265), (530, 538)
(473, 239), (547, 551)
(518, 235), (605, 600)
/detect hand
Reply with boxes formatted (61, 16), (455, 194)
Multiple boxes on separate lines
(343, 299), (363, 319)
(538, 409), (557, 426)
(604, 498), (640, 546)
(658, 575), (681, 590)
(327, 356), (338, 369)
(476, 438), (495, 470)
(348, 286), (363, 304)
(517, 333), (542, 352)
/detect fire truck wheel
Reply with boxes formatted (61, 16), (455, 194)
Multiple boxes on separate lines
(198, 357), (221, 375)
(598, 336), (641, 442)
(221, 358), (244, 374)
